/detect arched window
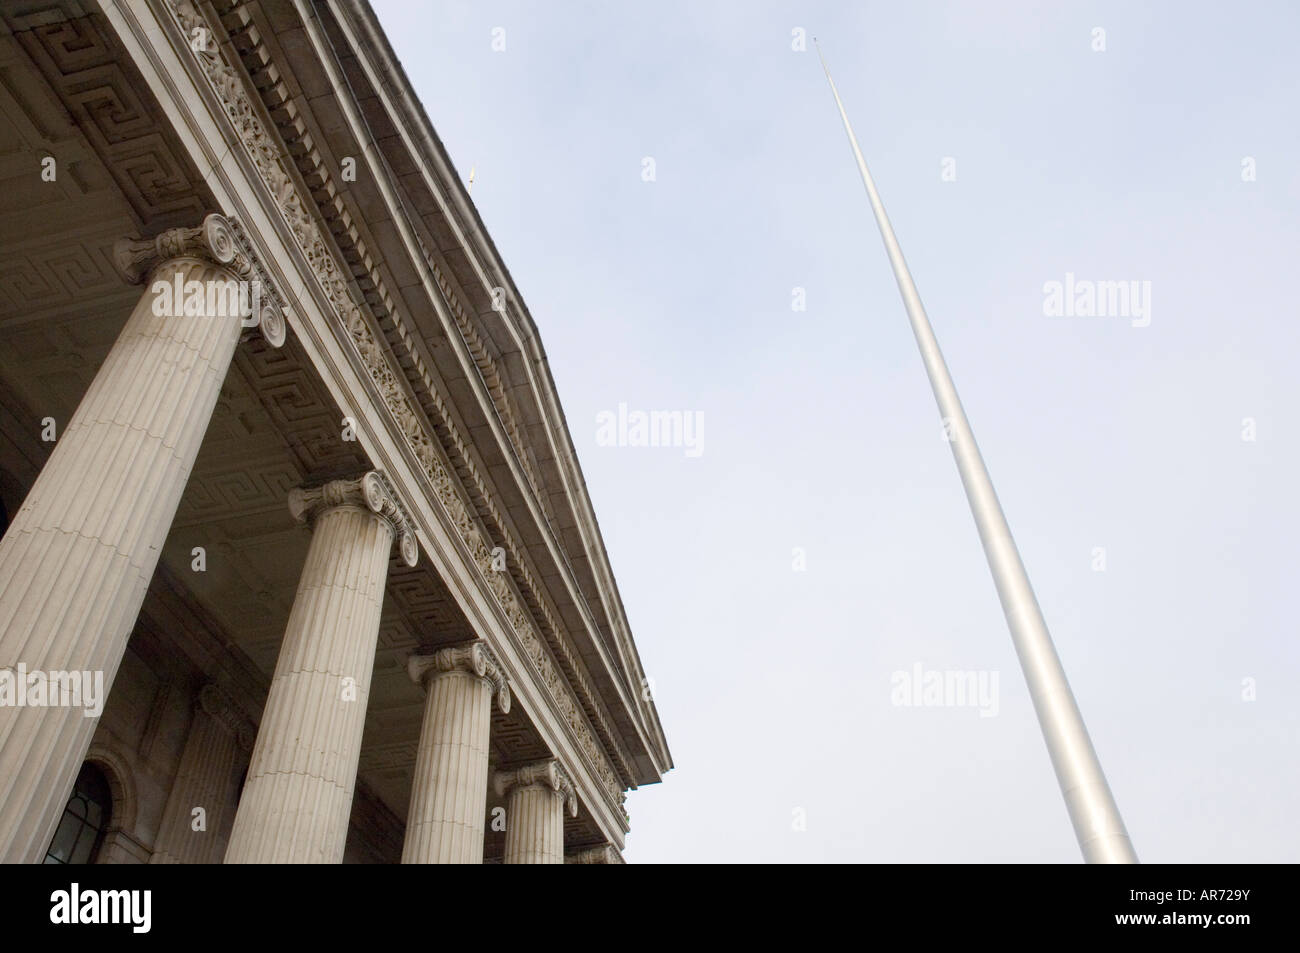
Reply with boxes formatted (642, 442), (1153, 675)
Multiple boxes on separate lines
(43, 762), (112, 864)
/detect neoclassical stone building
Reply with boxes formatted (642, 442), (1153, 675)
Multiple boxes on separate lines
(0, 0), (670, 864)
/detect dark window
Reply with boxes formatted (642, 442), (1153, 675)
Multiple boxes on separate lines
(43, 763), (112, 864)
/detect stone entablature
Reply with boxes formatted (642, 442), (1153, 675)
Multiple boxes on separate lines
(210, 0), (669, 784)
(157, 0), (638, 810)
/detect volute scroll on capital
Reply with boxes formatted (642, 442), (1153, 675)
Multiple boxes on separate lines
(493, 759), (579, 818)
(112, 212), (287, 348)
(565, 844), (623, 865)
(407, 642), (511, 713)
(197, 683), (256, 753)
(287, 470), (419, 567)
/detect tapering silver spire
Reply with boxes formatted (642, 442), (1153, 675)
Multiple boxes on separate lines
(815, 40), (1137, 864)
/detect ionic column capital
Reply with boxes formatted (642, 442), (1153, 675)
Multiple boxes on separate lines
(197, 683), (256, 753)
(565, 844), (624, 865)
(407, 642), (510, 713)
(288, 470), (418, 567)
(114, 213), (241, 283)
(493, 759), (578, 818)
(112, 212), (286, 347)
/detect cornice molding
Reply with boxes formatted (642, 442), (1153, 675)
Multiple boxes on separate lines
(324, 0), (669, 778)
(332, 0), (666, 768)
(159, 0), (627, 807)
(305, 0), (642, 791)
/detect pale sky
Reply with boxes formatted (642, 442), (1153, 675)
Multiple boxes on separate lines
(372, 0), (1300, 862)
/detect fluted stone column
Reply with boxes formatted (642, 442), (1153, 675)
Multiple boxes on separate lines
(151, 684), (253, 864)
(402, 643), (510, 864)
(224, 472), (417, 863)
(0, 214), (284, 864)
(494, 760), (578, 864)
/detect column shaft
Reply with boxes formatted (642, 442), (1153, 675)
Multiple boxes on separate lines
(503, 784), (565, 864)
(402, 671), (491, 863)
(224, 495), (398, 863)
(151, 686), (248, 864)
(0, 248), (245, 863)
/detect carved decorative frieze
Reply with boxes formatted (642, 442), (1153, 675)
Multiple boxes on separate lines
(409, 259), (637, 787)
(287, 470), (419, 567)
(407, 641), (511, 713)
(161, 0), (626, 808)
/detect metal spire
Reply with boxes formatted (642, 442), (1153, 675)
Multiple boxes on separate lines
(814, 39), (1137, 864)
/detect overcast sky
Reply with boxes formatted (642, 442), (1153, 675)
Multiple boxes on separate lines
(371, 0), (1300, 863)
